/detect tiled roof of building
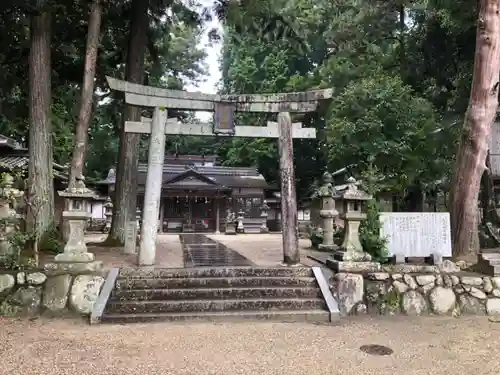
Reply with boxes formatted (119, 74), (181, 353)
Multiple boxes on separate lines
(0, 135), (69, 180)
(98, 160), (270, 189)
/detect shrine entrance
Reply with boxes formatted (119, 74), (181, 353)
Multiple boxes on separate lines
(106, 75), (332, 266)
(161, 194), (227, 233)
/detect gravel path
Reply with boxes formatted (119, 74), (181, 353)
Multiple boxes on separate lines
(1, 315), (499, 375)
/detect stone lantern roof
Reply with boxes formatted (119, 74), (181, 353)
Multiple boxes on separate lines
(58, 177), (98, 200)
(334, 177), (372, 201)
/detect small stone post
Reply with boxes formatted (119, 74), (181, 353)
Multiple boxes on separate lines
(236, 209), (245, 233)
(103, 198), (113, 233)
(328, 177), (379, 272)
(51, 177), (102, 273)
(317, 171), (338, 251)
(0, 174), (22, 265)
(260, 200), (270, 233)
(124, 215), (138, 255)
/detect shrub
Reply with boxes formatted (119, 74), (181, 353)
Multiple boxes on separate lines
(359, 198), (388, 261)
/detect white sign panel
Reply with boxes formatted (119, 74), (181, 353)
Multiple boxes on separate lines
(379, 212), (452, 257)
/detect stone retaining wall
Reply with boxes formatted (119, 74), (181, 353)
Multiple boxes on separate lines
(0, 269), (105, 317)
(330, 263), (500, 317)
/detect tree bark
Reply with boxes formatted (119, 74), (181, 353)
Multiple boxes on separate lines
(28, 0), (54, 238)
(107, 0), (149, 245)
(450, 0), (500, 257)
(61, 0), (103, 242)
(69, 0), (103, 186)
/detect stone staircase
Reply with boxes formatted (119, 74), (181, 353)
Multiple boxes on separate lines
(100, 267), (332, 323)
(478, 251), (500, 276)
(242, 219), (265, 234)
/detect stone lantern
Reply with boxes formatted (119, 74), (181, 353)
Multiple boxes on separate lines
(103, 198), (113, 233)
(316, 171), (338, 251)
(136, 207), (142, 231)
(260, 200), (270, 233)
(328, 177), (380, 272)
(0, 174), (23, 265)
(236, 209), (245, 234)
(225, 209), (236, 235)
(105, 168), (116, 197)
(53, 176), (101, 272)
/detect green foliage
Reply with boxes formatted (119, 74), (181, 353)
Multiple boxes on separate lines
(39, 224), (64, 254)
(359, 199), (388, 262)
(358, 165), (388, 261)
(3, 231), (35, 270)
(309, 228), (323, 249)
(326, 73), (446, 194)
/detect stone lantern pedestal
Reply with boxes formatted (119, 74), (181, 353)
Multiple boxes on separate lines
(45, 177), (102, 275)
(316, 171), (338, 251)
(327, 177), (380, 273)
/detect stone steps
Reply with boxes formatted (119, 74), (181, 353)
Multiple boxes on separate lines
(478, 252), (500, 276)
(101, 309), (331, 324)
(101, 266), (332, 324)
(111, 286), (323, 301)
(116, 276), (318, 290)
(107, 298), (327, 314)
(118, 266), (312, 279)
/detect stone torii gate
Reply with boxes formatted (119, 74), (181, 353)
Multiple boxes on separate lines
(106, 76), (332, 266)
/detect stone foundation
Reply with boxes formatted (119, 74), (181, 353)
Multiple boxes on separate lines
(0, 268), (105, 317)
(330, 262), (500, 317)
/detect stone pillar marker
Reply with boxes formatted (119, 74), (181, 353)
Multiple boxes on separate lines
(260, 200), (270, 233)
(139, 107), (167, 266)
(215, 198), (220, 234)
(278, 111), (299, 265)
(328, 177), (380, 272)
(317, 171), (338, 251)
(53, 177), (102, 272)
(124, 216), (138, 255)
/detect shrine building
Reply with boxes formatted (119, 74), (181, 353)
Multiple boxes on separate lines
(98, 154), (282, 233)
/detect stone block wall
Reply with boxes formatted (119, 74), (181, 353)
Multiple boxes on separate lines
(0, 270), (105, 317)
(331, 265), (500, 317)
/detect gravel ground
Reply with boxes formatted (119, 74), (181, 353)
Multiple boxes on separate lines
(1, 315), (499, 375)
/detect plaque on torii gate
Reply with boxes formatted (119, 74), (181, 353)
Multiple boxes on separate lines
(106, 76), (333, 266)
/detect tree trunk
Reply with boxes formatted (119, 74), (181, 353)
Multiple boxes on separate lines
(450, 0), (500, 257)
(28, 0), (54, 238)
(61, 0), (102, 242)
(69, 0), (102, 186)
(106, 0), (149, 245)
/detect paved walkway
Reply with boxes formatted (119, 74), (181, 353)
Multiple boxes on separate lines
(1, 316), (498, 375)
(208, 234), (319, 266)
(180, 234), (254, 267)
(80, 233), (317, 269)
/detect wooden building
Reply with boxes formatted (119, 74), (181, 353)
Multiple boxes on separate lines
(0, 134), (70, 222)
(98, 154), (279, 233)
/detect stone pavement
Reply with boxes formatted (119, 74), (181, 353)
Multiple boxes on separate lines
(1, 315), (498, 375)
(79, 233), (317, 269)
(208, 233), (319, 266)
(55, 234), (185, 269)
